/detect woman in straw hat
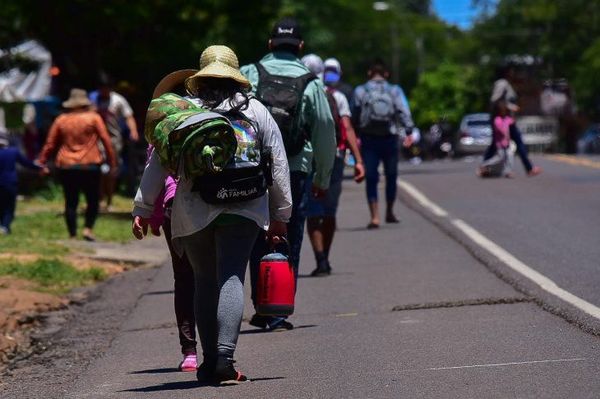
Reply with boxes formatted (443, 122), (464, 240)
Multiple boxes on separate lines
(132, 45), (292, 384)
(38, 88), (117, 241)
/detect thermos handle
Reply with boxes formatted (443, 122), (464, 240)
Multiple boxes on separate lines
(269, 235), (290, 255)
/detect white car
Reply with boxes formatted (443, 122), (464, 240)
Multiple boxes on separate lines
(455, 113), (492, 155)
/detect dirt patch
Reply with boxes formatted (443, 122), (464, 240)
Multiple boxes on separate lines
(0, 256), (132, 366)
(0, 277), (67, 364)
(66, 255), (127, 275)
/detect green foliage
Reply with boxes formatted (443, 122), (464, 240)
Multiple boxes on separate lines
(410, 62), (483, 128)
(574, 39), (600, 117)
(470, 0), (600, 115)
(0, 258), (106, 293)
(0, 0), (460, 96)
(2, 0), (600, 129)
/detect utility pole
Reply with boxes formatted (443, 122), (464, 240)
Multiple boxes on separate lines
(373, 1), (400, 83)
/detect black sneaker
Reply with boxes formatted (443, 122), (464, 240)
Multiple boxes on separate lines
(268, 318), (294, 332)
(248, 313), (269, 329)
(196, 359), (216, 384)
(310, 265), (331, 277)
(214, 357), (248, 385)
(310, 258), (332, 277)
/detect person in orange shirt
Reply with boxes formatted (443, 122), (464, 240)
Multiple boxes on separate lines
(38, 88), (116, 241)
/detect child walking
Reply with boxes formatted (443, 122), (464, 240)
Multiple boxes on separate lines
(478, 101), (514, 178)
(0, 131), (41, 234)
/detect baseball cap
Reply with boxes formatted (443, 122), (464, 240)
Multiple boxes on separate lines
(301, 54), (324, 79)
(323, 58), (342, 84)
(324, 58), (342, 74)
(270, 18), (303, 47)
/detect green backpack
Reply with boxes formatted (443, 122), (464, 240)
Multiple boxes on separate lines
(144, 93), (237, 178)
(144, 93), (273, 204)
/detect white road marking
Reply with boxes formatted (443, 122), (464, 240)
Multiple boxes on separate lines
(399, 180), (600, 320)
(335, 313), (358, 317)
(398, 180), (448, 217)
(425, 357), (586, 371)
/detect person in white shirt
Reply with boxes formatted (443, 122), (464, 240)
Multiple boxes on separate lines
(302, 54), (365, 276)
(91, 74), (140, 211)
(132, 45), (291, 385)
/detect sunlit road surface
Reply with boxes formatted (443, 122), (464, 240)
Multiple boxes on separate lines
(3, 154), (600, 399)
(399, 154), (600, 319)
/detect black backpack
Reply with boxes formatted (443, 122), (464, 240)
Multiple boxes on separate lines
(191, 109), (273, 204)
(254, 63), (316, 156)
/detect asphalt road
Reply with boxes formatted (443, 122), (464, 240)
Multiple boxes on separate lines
(399, 154), (600, 329)
(2, 155), (599, 398)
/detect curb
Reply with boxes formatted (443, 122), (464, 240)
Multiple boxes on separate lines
(398, 188), (600, 336)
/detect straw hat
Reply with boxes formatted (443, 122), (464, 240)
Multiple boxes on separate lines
(152, 69), (197, 99)
(184, 45), (250, 95)
(63, 88), (92, 108)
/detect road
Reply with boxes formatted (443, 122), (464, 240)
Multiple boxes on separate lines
(1, 154), (599, 398)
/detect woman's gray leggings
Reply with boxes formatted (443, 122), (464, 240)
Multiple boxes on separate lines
(181, 220), (259, 360)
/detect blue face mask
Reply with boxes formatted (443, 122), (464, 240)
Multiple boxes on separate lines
(324, 71), (340, 84)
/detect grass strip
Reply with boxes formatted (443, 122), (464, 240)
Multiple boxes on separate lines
(0, 258), (107, 295)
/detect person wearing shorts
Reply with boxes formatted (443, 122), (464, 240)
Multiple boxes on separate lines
(302, 54), (365, 276)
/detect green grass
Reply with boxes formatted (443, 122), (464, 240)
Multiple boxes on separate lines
(0, 258), (107, 294)
(0, 189), (134, 293)
(0, 191), (134, 255)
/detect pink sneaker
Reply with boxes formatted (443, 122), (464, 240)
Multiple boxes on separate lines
(179, 353), (197, 372)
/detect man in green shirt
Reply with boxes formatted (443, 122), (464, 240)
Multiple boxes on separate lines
(241, 18), (336, 331)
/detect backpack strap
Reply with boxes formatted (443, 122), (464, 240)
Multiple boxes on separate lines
(255, 62), (270, 80)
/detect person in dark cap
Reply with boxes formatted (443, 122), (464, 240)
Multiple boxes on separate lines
(241, 18), (336, 332)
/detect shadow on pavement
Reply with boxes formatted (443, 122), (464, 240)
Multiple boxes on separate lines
(129, 367), (180, 374)
(337, 224), (400, 232)
(142, 290), (175, 296)
(400, 166), (467, 175)
(239, 324), (318, 335)
(249, 376), (285, 382)
(298, 272), (354, 278)
(121, 380), (199, 392)
(122, 377), (286, 393)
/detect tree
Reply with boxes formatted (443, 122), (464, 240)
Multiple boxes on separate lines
(410, 62), (483, 128)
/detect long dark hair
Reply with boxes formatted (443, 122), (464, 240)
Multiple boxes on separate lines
(194, 78), (250, 112)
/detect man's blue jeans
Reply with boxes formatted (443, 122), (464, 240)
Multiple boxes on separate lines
(361, 135), (399, 204)
(250, 171), (308, 307)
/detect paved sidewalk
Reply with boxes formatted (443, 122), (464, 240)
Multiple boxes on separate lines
(3, 174), (599, 398)
(61, 177), (600, 398)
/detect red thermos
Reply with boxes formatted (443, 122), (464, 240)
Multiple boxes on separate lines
(256, 252), (295, 316)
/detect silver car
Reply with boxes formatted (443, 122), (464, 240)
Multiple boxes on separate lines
(455, 113), (492, 155)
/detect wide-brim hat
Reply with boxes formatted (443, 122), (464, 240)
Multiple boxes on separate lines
(184, 45), (250, 95)
(63, 88), (92, 108)
(152, 69), (197, 99)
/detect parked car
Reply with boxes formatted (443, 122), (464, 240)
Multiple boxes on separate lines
(454, 113), (492, 156)
(455, 113), (559, 157)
